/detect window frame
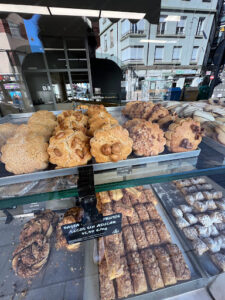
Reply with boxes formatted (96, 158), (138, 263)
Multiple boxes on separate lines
(154, 46), (164, 61)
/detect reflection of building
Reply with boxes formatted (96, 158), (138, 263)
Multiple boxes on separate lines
(97, 0), (219, 100)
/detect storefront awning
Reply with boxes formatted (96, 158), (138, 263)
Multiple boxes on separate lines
(0, 0), (161, 24)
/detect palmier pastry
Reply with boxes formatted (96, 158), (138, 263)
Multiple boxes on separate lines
(1, 133), (49, 174)
(165, 118), (203, 152)
(0, 123), (18, 149)
(90, 125), (133, 163)
(129, 121), (166, 156)
(48, 129), (91, 168)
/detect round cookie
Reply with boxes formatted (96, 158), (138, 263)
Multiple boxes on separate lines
(29, 110), (56, 121)
(28, 117), (57, 132)
(90, 125), (133, 163)
(55, 112), (88, 134)
(129, 121), (166, 156)
(0, 123), (18, 149)
(15, 124), (52, 141)
(48, 129), (91, 168)
(122, 101), (141, 117)
(123, 118), (147, 132)
(87, 104), (106, 117)
(157, 115), (178, 131)
(1, 134), (49, 174)
(88, 114), (118, 136)
(147, 104), (169, 122)
(165, 118), (203, 152)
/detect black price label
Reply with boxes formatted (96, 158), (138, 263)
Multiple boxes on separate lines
(61, 213), (122, 244)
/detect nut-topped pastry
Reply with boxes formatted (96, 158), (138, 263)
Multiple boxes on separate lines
(55, 112), (88, 134)
(48, 129), (91, 168)
(129, 121), (166, 156)
(90, 125), (133, 163)
(165, 118), (203, 152)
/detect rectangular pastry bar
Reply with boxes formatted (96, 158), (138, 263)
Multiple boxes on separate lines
(132, 223), (148, 249)
(122, 226), (138, 252)
(135, 204), (150, 222)
(98, 191), (111, 204)
(122, 215), (129, 227)
(154, 246), (177, 286)
(140, 248), (164, 291)
(113, 201), (134, 217)
(166, 244), (191, 281)
(116, 256), (134, 298)
(145, 202), (161, 220)
(124, 188), (142, 205)
(154, 220), (172, 243)
(99, 259), (116, 300)
(109, 189), (123, 201)
(143, 189), (158, 206)
(101, 202), (113, 216)
(127, 251), (148, 294)
(128, 209), (140, 225)
(143, 221), (160, 246)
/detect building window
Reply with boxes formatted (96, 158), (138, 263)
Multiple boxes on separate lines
(172, 46), (182, 60)
(196, 17), (205, 35)
(157, 15), (167, 35)
(191, 46), (199, 61)
(110, 29), (114, 48)
(121, 19), (144, 37)
(8, 21), (21, 38)
(154, 46), (164, 61)
(121, 46), (144, 62)
(104, 34), (107, 52)
(176, 17), (187, 35)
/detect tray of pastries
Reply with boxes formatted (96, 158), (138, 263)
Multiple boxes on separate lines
(94, 186), (201, 300)
(0, 207), (85, 299)
(152, 177), (225, 276)
(0, 103), (201, 186)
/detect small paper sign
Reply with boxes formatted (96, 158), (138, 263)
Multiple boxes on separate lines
(61, 213), (122, 244)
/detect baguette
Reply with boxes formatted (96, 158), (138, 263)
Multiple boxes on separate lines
(143, 221), (160, 246)
(135, 204), (150, 222)
(166, 244), (191, 281)
(116, 256), (134, 298)
(154, 246), (177, 286)
(99, 259), (116, 300)
(132, 224), (148, 249)
(154, 220), (171, 243)
(127, 251), (148, 294)
(122, 226), (138, 252)
(140, 248), (164, 291)
(145, 202), (161, 220)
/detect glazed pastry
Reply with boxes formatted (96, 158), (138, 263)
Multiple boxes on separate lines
(174, 179), (192, 188)
(127, 251), (148, 294)
(183, 227), (198, 240)
(196, 184), (213, 191)
(203, 237), (221, 253)
(195, 225), (218, 238)
(185, 192), (204, 205)
(172, 207), (183, 218)
(215, 223), (225, 231)
(154, 220), (172, 243)
(140, 248), (164, 291)
(192, 238), (209, 255)
(154, 246), (177, 286)
(211, 253), (225, 271)
(184, 213), (198, 225)
(179, 205), (193, 213)
(193, 201), (208, 212)
(129, 121), (166, 156)
(197, 214), (213, 227)
(180, 186), (198, 195)
(210, 211), (223, 223)
(90, 125), (133, 163)
(109, 189), (123, 201)
(206, 200), (217, 210)
(132, 224), (148, 249)
(143, 221), (160, 246)
(166, 244), (191, 281)
(215, 199), (225, 210)
(176, 217), (190, 229)
(116, 257), (134, 298)
(190, 177), (206, 185)
(203, 191), (223, 200)
(165, 118), (203, 153)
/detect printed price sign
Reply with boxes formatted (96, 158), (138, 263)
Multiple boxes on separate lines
(61, 213), (122, 244)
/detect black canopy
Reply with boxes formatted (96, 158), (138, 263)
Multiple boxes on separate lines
(0, 0), (161, 24)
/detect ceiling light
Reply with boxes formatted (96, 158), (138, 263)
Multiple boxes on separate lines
(0, 3), (49, 15)
(101, 10), (145, 20)
(165, 16), (181, 22)
(140, 39), (177, 44)
(50, 7), (99, 17)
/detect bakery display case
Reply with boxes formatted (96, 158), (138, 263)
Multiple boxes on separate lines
(1, 103), (225, 300)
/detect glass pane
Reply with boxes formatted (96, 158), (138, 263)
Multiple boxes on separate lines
(45, 51), (67, 69)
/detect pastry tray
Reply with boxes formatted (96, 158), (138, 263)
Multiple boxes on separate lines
(152, 177), (225, 277)
(83, 185), (206, 300)
(0, 107), (200, 186)
(0, 213), (85, 300)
